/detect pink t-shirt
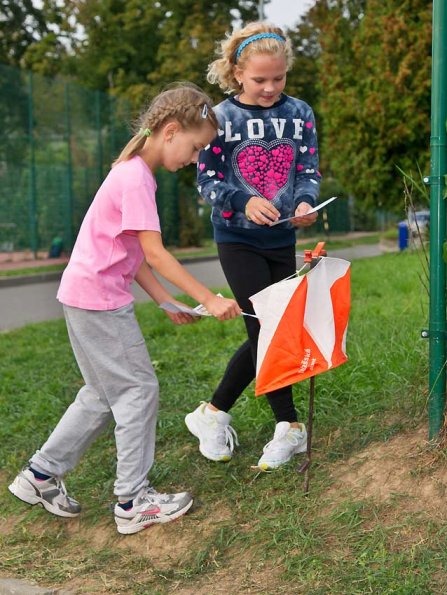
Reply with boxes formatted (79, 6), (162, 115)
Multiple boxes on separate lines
(57, 156), (160, 310)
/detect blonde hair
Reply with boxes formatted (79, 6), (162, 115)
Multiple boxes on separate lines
(113, 83), (218, 166)
(207, 22), (294, 94)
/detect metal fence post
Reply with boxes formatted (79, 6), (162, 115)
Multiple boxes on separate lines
(64, 82), (74, 250)
(110, 96), (117, 161)
(428, 0), (447, 439)
(28, 71), (38, 257)
(95, 89), (103, 185)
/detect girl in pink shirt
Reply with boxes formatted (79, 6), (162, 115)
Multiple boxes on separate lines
(8, 84), (241, 535)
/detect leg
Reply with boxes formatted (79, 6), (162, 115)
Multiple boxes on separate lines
(185, 243), (304, 466)
(210, 340), (253, 411)
(211, 243), (275, 411)
(30, 309), (114, 477)
(33, 304), (159, 500)
(215, 243), (298, 422)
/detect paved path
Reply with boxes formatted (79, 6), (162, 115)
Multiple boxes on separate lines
(0, 244), (394, 331)
(0, 258), (228, 331)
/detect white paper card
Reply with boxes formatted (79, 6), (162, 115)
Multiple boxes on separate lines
(270, 196), (338, 226)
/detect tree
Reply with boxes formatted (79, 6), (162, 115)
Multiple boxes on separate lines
(145, 0), (258, 104)
(286, 11), (325, 170)
(0, 0), (69, 75)
(287, 12), (321, 109)
(52, 0), (258, 109)
(0, 0), (47, 65)
(316, 0), (431, 210)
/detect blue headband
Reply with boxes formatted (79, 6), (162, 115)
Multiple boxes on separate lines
(235, 33), (286, 63)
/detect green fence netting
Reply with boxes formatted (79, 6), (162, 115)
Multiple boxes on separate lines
(0, 64), (185, 254)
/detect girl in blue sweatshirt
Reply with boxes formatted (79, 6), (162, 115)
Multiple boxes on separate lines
(185, 22), (321, 471)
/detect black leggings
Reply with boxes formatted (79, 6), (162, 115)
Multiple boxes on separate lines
(211, 242), (298, 423)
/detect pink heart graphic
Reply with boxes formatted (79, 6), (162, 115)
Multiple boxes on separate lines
(305, 121), (313, 129)
(199, 163), (206, 171)
(236, 142), (294, 200)
(212, 147), (222, 155)
(309, 147), (316, 155)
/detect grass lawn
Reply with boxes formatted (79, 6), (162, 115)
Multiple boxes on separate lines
(1, 251), (443, 594)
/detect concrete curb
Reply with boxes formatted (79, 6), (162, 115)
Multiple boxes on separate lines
(0, 255), (220, 289)
(0, 271), (64, 288)
(0, 578), (74, 595)
(0, 246), (401, 290)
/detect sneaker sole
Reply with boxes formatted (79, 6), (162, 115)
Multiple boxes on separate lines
(258, 443), (308, 472)
(115, 497), (194, 535)
(8, 479), (80, 518)
(184, 414), (232, 462)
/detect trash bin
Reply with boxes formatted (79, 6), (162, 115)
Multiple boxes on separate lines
(398, 221), (408, 251)
(48, 235), (64, 258)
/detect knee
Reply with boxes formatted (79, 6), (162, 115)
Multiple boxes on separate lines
(142, 374), (159, 406)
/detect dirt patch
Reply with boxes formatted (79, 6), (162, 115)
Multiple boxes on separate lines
(327, 426), (447, 517)
(69, 504), (232, 562)
(166, 550), (286, 595)
(53, 505), (234, 594)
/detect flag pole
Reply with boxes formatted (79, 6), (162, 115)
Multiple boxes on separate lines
(297, 242), (327, 493)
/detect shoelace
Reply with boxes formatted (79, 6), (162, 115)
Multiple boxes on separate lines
(52, 476), (77, 504)
(263, 428), (301, 454)
(54, 477), (68, 495)
(140, 487), (170, 504)
(216, 424), (239, 452)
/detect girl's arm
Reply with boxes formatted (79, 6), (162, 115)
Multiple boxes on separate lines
(137, 230), (241, 320)
(135, 260), (196, 324)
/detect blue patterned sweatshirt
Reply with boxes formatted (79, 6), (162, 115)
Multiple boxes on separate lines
(197, 94), (321, 249)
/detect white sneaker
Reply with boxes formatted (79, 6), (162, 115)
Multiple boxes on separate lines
(8, 467), (81, 517)
(185, 402), (239, 462)
(114, 486), (193, 535)
(257, 422), (307, 471)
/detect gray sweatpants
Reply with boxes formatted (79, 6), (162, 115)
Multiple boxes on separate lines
(30, 303), (159, 500)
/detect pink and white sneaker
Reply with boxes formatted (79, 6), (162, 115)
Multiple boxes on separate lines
(8, 467), (81, 517)
(114, 486), (193, 535)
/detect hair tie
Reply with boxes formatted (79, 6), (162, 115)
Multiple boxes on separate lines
(235, 33), (286, 63)
(138, 127), (152, 137)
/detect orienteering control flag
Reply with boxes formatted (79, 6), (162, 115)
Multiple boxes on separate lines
(250, 257), (351, 396)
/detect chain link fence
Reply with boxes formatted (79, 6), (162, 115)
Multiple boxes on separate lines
(0, 64), (184, 256)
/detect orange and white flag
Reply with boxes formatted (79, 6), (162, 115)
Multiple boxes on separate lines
(250, 257), (351, 396)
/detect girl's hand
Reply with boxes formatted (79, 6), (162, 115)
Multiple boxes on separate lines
(203, 295), (242, 321)
(290, 202), (318, 227)
(245, 196), (280, 226)
(163, 300), (199, 325)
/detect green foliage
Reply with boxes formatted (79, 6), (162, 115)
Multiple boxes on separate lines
(41, 1), (259, 109)
(314, 0), (432, 211)
(286, 10), (324, 154)
(0, 0), (48, 66)
(0, 0), (70, 75)
(178, 190), (204, 247)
